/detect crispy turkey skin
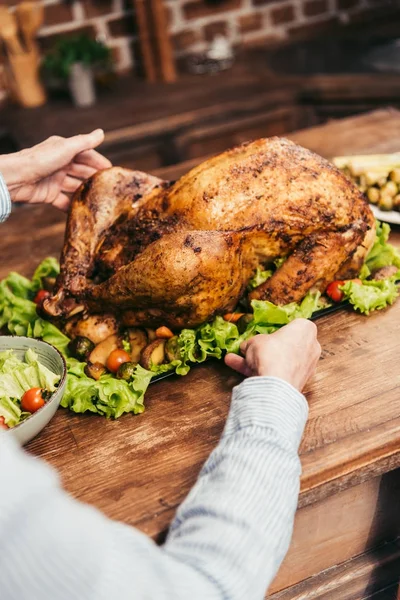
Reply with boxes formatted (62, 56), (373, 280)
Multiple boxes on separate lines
(44, 137), (375, 329)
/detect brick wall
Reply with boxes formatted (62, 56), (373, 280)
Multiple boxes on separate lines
(0, 0), (397, 102)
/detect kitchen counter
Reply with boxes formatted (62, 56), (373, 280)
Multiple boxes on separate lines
(1, 110), (400, 599)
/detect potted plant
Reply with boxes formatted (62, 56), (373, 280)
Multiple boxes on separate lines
(42, 35), (112, 107)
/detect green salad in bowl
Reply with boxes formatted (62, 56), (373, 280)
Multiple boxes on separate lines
(0, 337), (66, 444)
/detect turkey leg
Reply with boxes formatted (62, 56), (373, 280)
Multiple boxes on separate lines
(249, 225), (368, 305)
(44, 167), (162, 317)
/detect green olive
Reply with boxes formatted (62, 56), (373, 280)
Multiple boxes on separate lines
(378, 194), (394, 211)
(389, 168), (400, 184)
(237, 314), (254, 334)
(68, 336), (95, 360)
(394, 194), (400, 210)
(380, 181), (398, 197)
(116, 361), (137, 381)
(367, 187), (380, 204)
(377, 176), (388, 188)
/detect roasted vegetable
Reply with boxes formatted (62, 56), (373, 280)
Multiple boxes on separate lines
(236, 314), (254, 334)
(223, 313), (245, 323)
(165, 336), (180, 362)
(68, 336), (95, 361)
(84, 361), (107, 380)
(33, 289), (51, 305)
(116, 361), (137, 381)
(140, 339), (166, 369)
(127, 328), (148, 362)
(106, 349), (131, 373)
(42, 276), (57, 292)
(146, 328), (157, 342)
(326, 280), (345, 303)
(372, 265), (399, 281)
(88, 334), (120, 366)
(155, 326), (174, 339)
(64, 314), (118, 345)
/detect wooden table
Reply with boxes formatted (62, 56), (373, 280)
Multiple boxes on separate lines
(2, 109), (400, 600)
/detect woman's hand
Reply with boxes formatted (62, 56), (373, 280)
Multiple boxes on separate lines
(0, 129), (112, 211)
(225, 319), (321, 392)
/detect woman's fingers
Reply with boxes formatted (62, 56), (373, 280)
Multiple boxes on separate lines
(224, 353), (253, 376)
(68, 162), (98, 180)
(52, 192), (71, 212)
(75, 148), (112, 170)
(61, 175), (83, 194)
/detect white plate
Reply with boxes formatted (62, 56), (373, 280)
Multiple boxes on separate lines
(370, 204), (400, 226)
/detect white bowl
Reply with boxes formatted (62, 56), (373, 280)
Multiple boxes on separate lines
(0, 336), (67, 445)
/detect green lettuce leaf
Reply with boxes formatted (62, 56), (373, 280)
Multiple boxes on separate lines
(364, 221), (400, 275)
(31, 257), (60, 293)
(0, 396), (22, 427)
(0, 278), (38, 336)
(25, 348), (60, 391)
(61, 363), (153, 418)
(247, 267), (273, 290)
(252, 291), (322, 328)
(0, 348), (60, 395)
(341, 279), (398, 315)
(33, 319), (70, 356)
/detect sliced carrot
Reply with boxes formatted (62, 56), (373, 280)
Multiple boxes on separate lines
(223, 313), (245, 323)
(155, 326), (174, 339)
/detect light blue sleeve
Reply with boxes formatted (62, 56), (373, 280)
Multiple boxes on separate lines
(0, 377), (308, 600)
(0, 171), (11, 223)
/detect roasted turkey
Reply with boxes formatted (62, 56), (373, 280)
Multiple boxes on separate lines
(44, 137), (376, 329)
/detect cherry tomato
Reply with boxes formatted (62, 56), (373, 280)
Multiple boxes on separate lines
(21, 387), (45, 413)
(326, 280), (345, 303)
(0, 416), (9, 429)
(34, 289), (50, 305)
(106, 349), (131, 373)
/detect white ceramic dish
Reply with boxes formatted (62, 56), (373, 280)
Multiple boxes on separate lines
(370, 204), (400, 226)
(0, 336), (67, 445)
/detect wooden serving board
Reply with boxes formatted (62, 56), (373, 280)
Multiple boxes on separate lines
(2, 109), (400, 598)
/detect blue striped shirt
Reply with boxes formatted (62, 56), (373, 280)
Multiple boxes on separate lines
(0, 377), (308, 600)
(0, 171), (11, 223)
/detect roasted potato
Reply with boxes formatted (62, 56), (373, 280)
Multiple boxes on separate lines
(140, 339), (166, 369)
(89, 334), (121, 366)
(146, 328), (157, 342)
(127, 328), (148, 363)
(64, 314), (118, 345)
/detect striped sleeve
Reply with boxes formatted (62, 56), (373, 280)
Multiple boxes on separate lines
(0, 171), (11, 223)
(164, 376), (308, 599)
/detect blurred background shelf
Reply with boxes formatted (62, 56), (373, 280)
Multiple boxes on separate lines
(2, 7), (400, 177)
